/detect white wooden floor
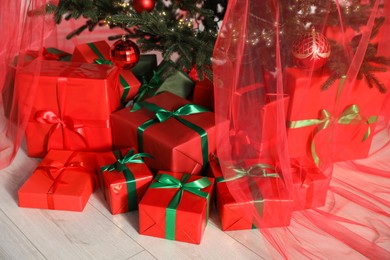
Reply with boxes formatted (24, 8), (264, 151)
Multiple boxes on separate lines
(0, 147), (273, 260)
(2, 140), (389, 259)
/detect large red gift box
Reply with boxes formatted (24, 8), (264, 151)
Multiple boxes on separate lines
(139, 171), (214, 244)
(285, 67), (388, 163)
(111, 91), (216, 175)
(18, 150), (96, 211)
(290, 159), (331, 210)
(72, 40), (141, 105)
(96, 149), (153, 214)
(208, 155), (292, 230)
(15, 60), (121, 157)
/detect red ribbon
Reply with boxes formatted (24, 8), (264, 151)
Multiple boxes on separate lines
(35, 110), (88, 151)
(37, 153), (96, 209)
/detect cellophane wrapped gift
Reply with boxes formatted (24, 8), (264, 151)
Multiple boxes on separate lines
(18, 150), (96, 211)
(111, 91), (216, 175)
(139, 171), (214, 244)
(213, 0), (390, 258)
(96, 149), (153, 215)
(15, 59), (121, 157)
(71, 40), (141, 105)
(208, 155), (292, 230)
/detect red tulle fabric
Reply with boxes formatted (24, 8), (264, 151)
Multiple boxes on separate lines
(213, 0), (390, 258)
(1, 0), (390, 258)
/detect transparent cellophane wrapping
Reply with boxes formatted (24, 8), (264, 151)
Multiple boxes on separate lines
(0, 0), (122, 168)
(213, 0), (390, 258)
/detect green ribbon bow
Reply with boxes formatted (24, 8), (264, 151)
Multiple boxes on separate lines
(288, 104), (377, 166)
(133, 61), (174, 103)
(101, 149), (152, 211)
(87, 43), (130, 105)
(216, 163), (280, 228)
(150, 173), (211, 240)
(132, 101), (209, 172)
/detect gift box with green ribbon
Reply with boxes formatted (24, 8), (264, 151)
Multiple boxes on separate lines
(18, 150), (96, 211)
(111, 91), (216, 175)
(71, 40), (141, 106)
(97, 149), (153, 215)
(133, 60), (195, 103)
(139, 171), (214, 244)
(17, 59), (122, 157)
(208, 155), (292, 230)
(285, 67), (388, 164)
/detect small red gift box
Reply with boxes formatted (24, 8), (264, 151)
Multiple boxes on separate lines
(111, 91), (216, 175)
(72, 40), (141, 105)
(285, 67), (388, 163)
(208, 155), (292, 230)
(290, 159), (331, 210)
(139, 171), (214, 244)
(96, 149), (153, 214)
(191, 79), (214, 111)
(16, 60), (121, 157)
(18, 150), (96, 211)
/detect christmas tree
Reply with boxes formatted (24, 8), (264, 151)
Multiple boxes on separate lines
(49, 0), (227, 81)
(50, 0), (388, 91)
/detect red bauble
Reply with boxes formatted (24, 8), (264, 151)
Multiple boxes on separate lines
(291, 28), (331, 70)
(110, 37), (140, 69)
(133, 0), (155, 13)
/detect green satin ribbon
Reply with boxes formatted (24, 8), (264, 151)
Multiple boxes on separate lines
(101, 149), (152, 211)
(288, 104), (377, 166)
(216, 163), (280, 228)
(87, 43), (130, 105)
(132, 101), (209, 172)
(150, 173), (211, 240)
(133, 61), (173, 103)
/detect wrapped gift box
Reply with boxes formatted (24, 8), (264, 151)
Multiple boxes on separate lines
(191, 78), (214, 111)
(285, 67), (388, 163)
(15, 59), (121, 157)
(208, 155), (292, 230)
(71, 40), (141, 105)
(18, 150), (96, 211)
(96, 149), (153, 214)
(290, 159), (331, 210)
(111, 91), (216, 175)
(139, 171), (214, 244)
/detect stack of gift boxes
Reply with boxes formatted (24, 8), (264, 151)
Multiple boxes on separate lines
(13, 36), (388, 244)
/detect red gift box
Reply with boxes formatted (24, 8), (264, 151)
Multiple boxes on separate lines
(139, 171), (214, 244)
(18, 150), (96, 211)
(191, 79), (214, 111)
(16, 60), (121, 157)
(111, 91), (216, 175)
(285, 67), (388, 163)
(96, 149), (153, 214)
(208, 155), (292, 230)
(290, 159), (331, 210)
(72, 40), (141, 105)
(229, 84), (289, 159)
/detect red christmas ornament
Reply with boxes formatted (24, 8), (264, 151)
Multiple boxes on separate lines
(110, 36), (140, 69)
(133, 0), (155, 13)
(291, 28), (331, 70)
